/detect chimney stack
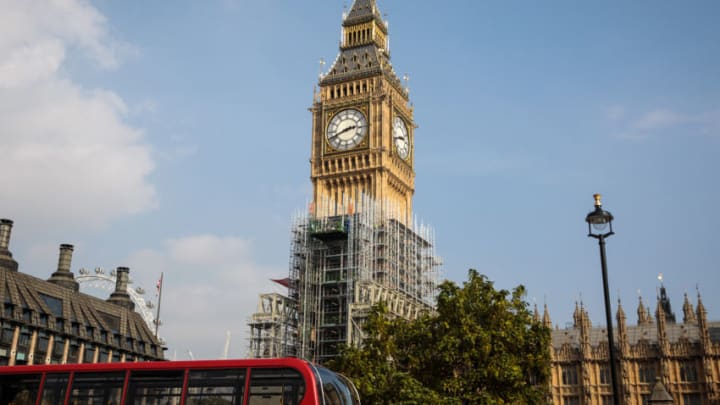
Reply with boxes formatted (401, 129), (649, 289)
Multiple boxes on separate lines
(0, 219), (19, 271)
(48, 244), (80, 291)
(108, 267), (135, 310)
(0, 219), (12, 251)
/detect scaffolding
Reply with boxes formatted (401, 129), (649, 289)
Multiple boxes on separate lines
(289, 194), (442, 363)
(247, 292), (297, 358)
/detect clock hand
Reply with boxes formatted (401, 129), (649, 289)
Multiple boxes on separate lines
(330, 125), (357, 139)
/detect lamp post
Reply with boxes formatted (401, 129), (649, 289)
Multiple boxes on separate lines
(585, 194), (621, 405)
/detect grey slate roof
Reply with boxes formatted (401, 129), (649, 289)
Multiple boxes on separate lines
(343, 0), (385, 29)
(321, 44), (398, 85)
(551, 321), (720, 349)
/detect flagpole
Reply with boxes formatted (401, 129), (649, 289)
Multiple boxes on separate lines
(155, 272), (163, 337)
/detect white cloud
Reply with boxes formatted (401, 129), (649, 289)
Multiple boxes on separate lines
(632, 109), (684, 131)
(124, 235), (285, 360)
(609, 106), (720, 140)
(606, 105), (626, 122)
(0, 0), (156, 231)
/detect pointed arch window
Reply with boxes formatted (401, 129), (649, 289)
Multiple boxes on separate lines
(680, 361), (698, 382)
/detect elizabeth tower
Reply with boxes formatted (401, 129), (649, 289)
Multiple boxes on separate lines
(249, 0), (440, 363)
(310, 0), (415, 224)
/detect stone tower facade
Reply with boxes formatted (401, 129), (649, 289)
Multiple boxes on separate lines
(310, 0), (415, 224)
(248, 0), (441, 363)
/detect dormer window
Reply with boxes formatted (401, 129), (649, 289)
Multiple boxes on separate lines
(22, 308), (31, 322)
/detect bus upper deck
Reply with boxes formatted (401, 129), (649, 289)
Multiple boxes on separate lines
(0, 357), (360, 405)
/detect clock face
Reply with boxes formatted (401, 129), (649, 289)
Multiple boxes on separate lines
(326, 109), (367, 151)
(393, 116), (409, 160)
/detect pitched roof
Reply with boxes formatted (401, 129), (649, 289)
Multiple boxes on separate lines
(343, 0), (384, 28)
(1, 267), (162, 356)
(551, 321), (720, 349)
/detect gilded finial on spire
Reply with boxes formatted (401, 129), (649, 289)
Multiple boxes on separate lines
(594, 193), (602, 207)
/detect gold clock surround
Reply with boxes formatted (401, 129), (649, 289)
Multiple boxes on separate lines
(324, 105), (370, 154)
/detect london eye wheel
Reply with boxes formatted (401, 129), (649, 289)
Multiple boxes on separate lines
(76, 267), (163, 343)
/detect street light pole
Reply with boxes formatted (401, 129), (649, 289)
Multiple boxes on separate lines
(586, 194), (621, 405)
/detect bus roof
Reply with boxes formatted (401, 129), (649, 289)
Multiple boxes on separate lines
(0, 357), (312, 375)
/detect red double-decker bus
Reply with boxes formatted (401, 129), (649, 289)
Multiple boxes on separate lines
(0, 358), (360, 405)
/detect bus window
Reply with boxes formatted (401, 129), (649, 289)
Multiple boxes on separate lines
(126, 370), (184, 405)
(186, 368), (246, 405)
(314, 366), (360, 405)
(69, 372), (124, 405)
(0, 374), (40, 405)
(248, 368), (305, 405)
(40, 373), (70, 405)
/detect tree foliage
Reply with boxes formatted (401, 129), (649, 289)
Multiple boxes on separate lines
(328, 269), (551, 404)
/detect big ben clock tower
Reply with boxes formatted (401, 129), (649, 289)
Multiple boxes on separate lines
(310, 0), (414, 224)
(248, 0), (440, 364)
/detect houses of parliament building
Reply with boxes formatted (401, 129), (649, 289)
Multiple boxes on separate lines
(545, 285), (719, 404)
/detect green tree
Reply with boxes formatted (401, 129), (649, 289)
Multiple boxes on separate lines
(329, 303), (453, 405)
(329, 269), (551, 404)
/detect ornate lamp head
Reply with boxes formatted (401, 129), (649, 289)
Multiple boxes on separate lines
(586, 194), (614, 237)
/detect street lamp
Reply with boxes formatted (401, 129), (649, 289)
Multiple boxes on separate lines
(585, 194), (620, 405)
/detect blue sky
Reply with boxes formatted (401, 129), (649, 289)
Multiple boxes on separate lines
(1, 0), (718, 359)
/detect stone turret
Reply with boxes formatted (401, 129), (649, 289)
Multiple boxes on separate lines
(578, 303), (592, 352)
(577, 303), (593, 405)
(697, 292), (710, 348)
(107, 267), (135, 310)
(0, 219), (19, 271)
(656, 299), (671, 385)
(638, 296), (653, 325)
(617, 299), (628, 351)
(543, 303), (552, 329)
(47, 244), (79, 291)
(683, 293), (697, 324)
(616, 299), (632, 404)
(573, 301), (582, 327)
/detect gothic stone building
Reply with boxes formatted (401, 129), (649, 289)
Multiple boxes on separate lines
(249, 0), (441, 363)
(0, 219), (164, 366)
(546, 286), (719, 405)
